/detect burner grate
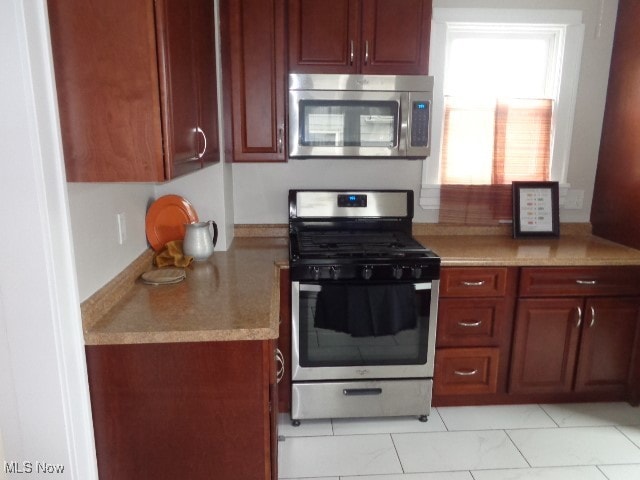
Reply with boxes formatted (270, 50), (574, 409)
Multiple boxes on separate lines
(296, 230), (430, 259)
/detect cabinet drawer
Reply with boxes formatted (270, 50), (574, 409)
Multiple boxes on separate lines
(440, 268), (508, 297)
(434, 348), (499, 395)
(437, 298), (508, 347)
(519, 267), (640, 297)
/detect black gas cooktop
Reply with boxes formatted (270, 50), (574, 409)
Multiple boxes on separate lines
(288, 190), (440, 282)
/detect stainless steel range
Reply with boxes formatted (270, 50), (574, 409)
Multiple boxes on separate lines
(288, 189), (440, 424)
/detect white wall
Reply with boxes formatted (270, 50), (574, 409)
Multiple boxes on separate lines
(68, 164), (232, 303)
(0, 0), (97, 477)
(232, 0), (618, 224)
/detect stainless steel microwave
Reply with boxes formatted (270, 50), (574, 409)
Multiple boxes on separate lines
(288, 74), (433, 159)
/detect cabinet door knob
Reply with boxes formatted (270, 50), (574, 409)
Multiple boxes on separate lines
(196, 127), (207, 158)
(349, 40), (354, 65)
(277, 127), (284, 153)
(576, 306), (583, 328)
(589, 306), (596, 328)
(275, 348), (285, 383)
(364, 40), (369, 65)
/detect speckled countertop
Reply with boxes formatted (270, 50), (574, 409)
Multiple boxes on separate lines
(82, 226), (640, 345)
(83, 237), (289, 345)
(418, 235), (640, 267)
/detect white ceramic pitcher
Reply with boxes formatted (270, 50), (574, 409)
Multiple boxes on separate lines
(183, 221), (218, 261)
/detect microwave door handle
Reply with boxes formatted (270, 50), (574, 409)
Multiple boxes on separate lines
(399, 93), (410, 156)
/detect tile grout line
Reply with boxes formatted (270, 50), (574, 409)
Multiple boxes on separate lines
(388, 432), (406, 475)
(595, 463), (615, 480)
(614, 424), (640, 452)
(537, 403), (562, 428)
(504, 428), (533, 469)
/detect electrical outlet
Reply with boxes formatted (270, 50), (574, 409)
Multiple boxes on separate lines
(563, 189), (584, 210)
(116, 212), (127, 245)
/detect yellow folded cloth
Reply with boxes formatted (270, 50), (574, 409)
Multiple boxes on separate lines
(154, 240), (193, 268)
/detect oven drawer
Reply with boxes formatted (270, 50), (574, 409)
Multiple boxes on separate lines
(434, 348), (499, 395)
(291, 379), (432, 420)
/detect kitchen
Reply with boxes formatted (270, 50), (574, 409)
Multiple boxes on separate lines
(2, 0), (640, 479)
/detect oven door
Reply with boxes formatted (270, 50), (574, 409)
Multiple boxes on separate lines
(291, 280), (439, 381)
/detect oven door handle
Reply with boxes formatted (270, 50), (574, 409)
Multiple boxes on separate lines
(299, 282), (432, 292)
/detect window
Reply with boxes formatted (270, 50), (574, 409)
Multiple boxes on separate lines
(441, 25), (559, 185)
(421, 9), (585, 215)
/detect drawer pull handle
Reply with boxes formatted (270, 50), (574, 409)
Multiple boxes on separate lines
(576, 279), (597, 286)
(343, 388), (382, 396)
(461, 280), (485, 287)
(454, 369), (478, 376)
(458, 320), (482, 327)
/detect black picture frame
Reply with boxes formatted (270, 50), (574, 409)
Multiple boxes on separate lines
(512, 181), (560, 238)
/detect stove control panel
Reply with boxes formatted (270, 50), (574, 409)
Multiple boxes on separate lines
(296, 262), (439, 282)
(337, 194), (367, 208)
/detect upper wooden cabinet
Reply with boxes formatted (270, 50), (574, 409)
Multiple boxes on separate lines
(220, 0), (287, 162)
(591, 0), (640, 249)
(288, 0), (432, 75)
(48, 0), (219, 182)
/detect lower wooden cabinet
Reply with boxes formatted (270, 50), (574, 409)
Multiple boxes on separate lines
(435, 266), (640, 406)
(86, 340), (278, 480)
(510, 296), (640, 397)
(434, 347), (499, 396)
(510, 268), (640, 399)
(433, 267), (517, 405)
(575, 297), (640, 394)
(278, 268), (292, 412)
(509, 298), (582, 394)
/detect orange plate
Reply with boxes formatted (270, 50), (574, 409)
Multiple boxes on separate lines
(145, 195), (199, 251)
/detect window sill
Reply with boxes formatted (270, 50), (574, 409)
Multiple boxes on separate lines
(419, 183), (571, 211)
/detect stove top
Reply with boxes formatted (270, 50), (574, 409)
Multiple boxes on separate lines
(293, 230), (433, 259)
(288, 190), (440, 282)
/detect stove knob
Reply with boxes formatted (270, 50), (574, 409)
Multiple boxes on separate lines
(330, 266), (341, 280)
(411, 266), (422, 279)
(362, 266), (373, 280)
(310, 266), (321, 281)
(392, 265), (404, 280)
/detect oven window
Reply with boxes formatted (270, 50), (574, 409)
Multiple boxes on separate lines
(299, 100), (398, 148)
(297, 283), (431, 367)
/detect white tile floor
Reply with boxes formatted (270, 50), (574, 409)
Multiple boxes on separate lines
(278, 402), (640, 480)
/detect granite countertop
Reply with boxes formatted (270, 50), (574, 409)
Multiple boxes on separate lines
(417, 234), (640, 267)
(82, 226), (640, 345)
(83, 237), (289, 345)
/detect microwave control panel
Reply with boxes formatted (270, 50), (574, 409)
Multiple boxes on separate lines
(410, 101), (430, 147)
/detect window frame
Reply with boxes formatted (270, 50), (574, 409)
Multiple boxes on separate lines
(420, 8), (585, 210)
